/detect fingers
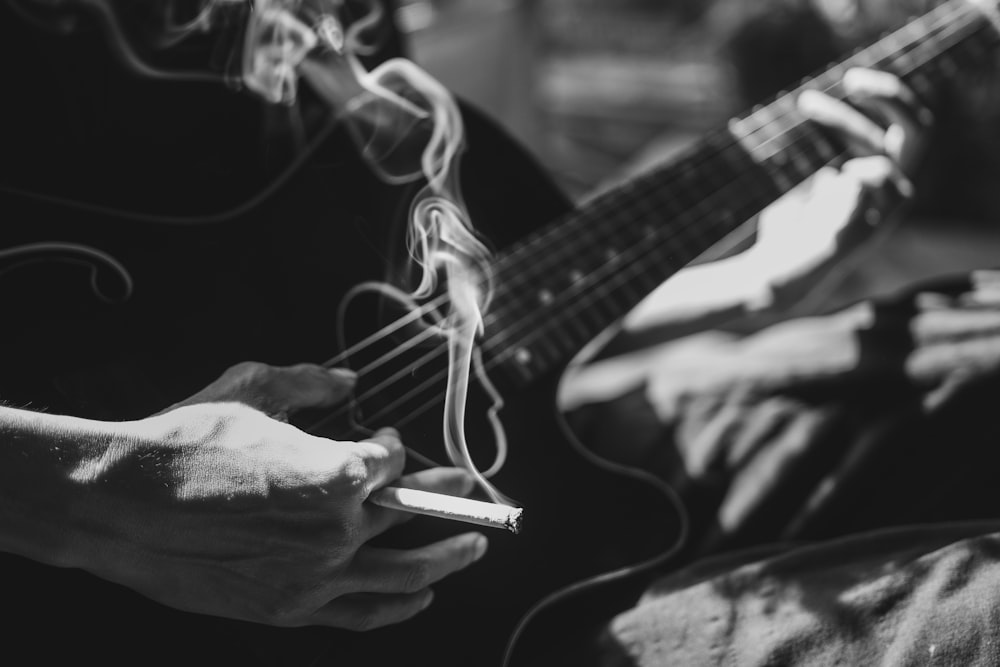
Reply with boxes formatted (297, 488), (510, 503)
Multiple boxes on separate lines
(344, 532), (489, 596)
(260, 363), (358, 415)
(841, 67), (930, 172)
(798, 87), (888, 156)
(839, 155), (896, 190)
(798, 68), (925, 199)
(798, 67), (928, 161)
(350, 427), (407, 498)
(309, 590), (435, 631)
(305, 531), (488, 630)
(391, 466), (477, 498)
(170, 361), (358, 417)
(841, 67), (932, 130)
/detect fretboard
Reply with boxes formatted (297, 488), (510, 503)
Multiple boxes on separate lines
(483, 0), (1000, 386)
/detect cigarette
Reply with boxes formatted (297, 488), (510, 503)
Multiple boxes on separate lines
(369, 486), (523, 534)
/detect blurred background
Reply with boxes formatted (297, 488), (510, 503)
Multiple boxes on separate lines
(397, 0), (738, 201)
(394, 0), (1000, 310)
(394, 0), (968, 199)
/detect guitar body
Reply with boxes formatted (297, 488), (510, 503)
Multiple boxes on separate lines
(0, 61), (680, 665)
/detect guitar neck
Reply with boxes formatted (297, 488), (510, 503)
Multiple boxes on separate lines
(483, 0), (1000, 386)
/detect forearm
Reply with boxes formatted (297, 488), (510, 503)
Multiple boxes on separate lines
(0, 405), (137, 568)
(623, 250), (771, 334)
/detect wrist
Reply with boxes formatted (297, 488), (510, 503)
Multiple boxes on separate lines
(0, 406), (142, 569)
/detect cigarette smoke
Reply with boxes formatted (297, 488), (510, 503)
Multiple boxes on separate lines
(19, 0), (510, 503)
(284, 1), (511, 504)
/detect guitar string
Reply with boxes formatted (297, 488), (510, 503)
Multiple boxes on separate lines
(368, 0), (965, 370)
(313, 125), (782, 429)
(324, 2), (977, 434)
(0, 3), (962, 393)
(487, 0), (976, 359)
(2, 2), (967, 438)
(485, 1), (974, 374)
(503, 7), (983, 660)
(741, 0), (968, 160)
(315, 130), (753, 371)
(364, 165), (799, 433)
(311, 0), (972, 383)
(480, 0), (965, 315)
(320, 107), (961, 441)
(317, 12), (976, 654)
(401, 0), (974, 371)
(303, 127), (773, 436)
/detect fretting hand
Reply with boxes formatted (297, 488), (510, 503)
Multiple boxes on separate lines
(743, 67), (931, 311)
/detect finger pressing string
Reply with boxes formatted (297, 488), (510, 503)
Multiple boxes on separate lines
(841, 154), (914, 200)
(842, 67), (934, 127)
(798, 88), (887, 156)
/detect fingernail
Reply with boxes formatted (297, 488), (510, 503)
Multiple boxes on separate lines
(421, 590), (435, 610)
(328, 367), (357, 384)
(471, 534), (488, 562)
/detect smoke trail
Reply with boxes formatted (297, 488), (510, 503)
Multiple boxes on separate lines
(245, 0), (511, 503)
(14, 0), (512, 504)
(9, 0), (247, 83)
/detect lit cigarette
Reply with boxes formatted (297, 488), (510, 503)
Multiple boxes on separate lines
(370, 487), (523, 534)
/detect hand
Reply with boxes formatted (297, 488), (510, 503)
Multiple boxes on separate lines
(69, 362), (488, 630)
(745, 67), (931, 311)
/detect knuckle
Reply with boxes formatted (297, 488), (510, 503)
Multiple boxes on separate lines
(341, 453), (371, 494)
(230, 360), (272, 387)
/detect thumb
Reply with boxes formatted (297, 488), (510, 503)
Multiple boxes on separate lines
(268, 363), (358, 415)
(165, 362), (357, 417)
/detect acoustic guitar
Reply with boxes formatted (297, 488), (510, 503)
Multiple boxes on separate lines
(0, 1), (995, 665)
